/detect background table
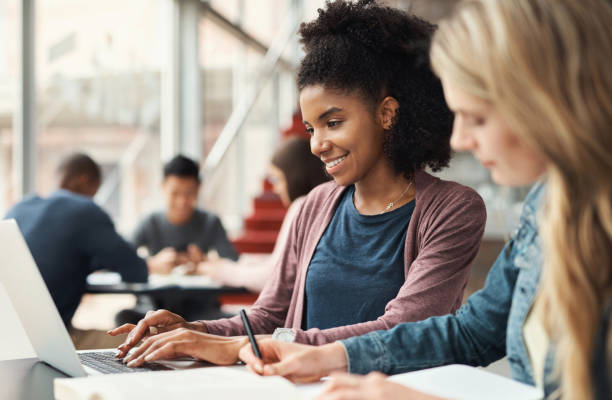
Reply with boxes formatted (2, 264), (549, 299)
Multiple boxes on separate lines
(86, 272), (250, 322)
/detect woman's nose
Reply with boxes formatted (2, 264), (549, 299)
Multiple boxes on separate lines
(310, 132), (331, 156)
(450, 118), (476, 152)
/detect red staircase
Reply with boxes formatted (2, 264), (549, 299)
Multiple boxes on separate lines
(231, 180), (287, 254)
(231, 110), (308, 254)
(218, 182), (286, 307)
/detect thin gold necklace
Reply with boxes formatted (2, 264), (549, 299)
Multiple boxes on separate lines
(379, 181), (413, 214)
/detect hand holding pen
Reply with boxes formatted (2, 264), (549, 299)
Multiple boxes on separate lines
(240, 309), (262, 359)
(238, 310), (348, 382)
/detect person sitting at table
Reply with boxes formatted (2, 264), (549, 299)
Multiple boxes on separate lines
(198, 136), (330, 293)
(109, 0), (487, 367)
(132, 154), (238, 273)
(4, 152), (148, 349)
(118, 154), (239, 324)
(237, 1), (612, 399)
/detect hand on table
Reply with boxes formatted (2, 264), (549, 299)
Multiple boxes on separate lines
(147, 245), (206, 275)
(239, 339), (348, 383)
(316, 372), (445, 400)
(186, 244), (206, 263)
(147, 247), (183, 274)
(120, 329), (249, 367)
(197, 258), (236, 281)
(174, 244), (206, 274)
(107, 309), (207, 358)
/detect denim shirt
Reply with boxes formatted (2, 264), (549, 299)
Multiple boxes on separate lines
(594, 301), (612, 399)
(342, 183), (558, 395)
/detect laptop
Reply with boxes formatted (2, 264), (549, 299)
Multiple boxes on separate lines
(0, 219), (206, 376)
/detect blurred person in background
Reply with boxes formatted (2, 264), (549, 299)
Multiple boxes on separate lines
(198, 136), (330, 292)
(117, 155), (239, 324)
(132, 154), (238, 273)
(4, 152), (148, 349)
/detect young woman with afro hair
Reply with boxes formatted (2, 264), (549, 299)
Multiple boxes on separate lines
(110, 0), (486, 368)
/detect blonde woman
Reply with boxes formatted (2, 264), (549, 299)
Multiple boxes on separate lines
(239, 0), (612, 399)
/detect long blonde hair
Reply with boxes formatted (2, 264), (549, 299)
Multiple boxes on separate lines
(430, 0), (612, 398)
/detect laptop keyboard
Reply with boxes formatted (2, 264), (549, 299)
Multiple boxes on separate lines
(79, 351), (171, 374)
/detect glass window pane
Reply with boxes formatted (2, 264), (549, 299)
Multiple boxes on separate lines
(242, 0), (289, 45)
(199, 12), (288, 226)
(199, 17), (240, 157)
(36, 0), (163, 231)
(0, 0), (18, 215)
(208, 0), (240, 24)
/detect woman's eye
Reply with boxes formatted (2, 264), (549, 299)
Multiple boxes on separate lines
(466, 116), (485, 127)
(327, 120), (342, 128)
(305, 126), (314, 135)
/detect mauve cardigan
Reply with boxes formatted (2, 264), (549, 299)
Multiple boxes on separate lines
(202, 170), (486, 345)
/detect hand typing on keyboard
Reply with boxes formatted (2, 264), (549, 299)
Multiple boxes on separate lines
(107, 309), (207, 359)
(79, 351), (171, 374)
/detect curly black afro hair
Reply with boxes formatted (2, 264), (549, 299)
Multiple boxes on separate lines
(297, 0), (453, 177)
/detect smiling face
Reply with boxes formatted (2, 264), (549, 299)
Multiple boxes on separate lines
(162, 175), (200, 225)
(300, 85), (389, 187)
(441, 78), (547, 186)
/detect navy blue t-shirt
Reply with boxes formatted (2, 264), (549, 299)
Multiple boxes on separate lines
(4, 190), (148, 326)
(303, 185), (415, 330)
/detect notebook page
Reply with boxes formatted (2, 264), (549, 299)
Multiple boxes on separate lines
(388, 364), (543, 400)
(54, 367), (303, 400)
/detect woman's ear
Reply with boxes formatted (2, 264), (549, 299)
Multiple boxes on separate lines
(377, 96), (400, 130)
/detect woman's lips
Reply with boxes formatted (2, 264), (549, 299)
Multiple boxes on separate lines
(324, 154), (348, 174)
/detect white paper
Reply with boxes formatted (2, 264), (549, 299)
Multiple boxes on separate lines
(388, 364), (543, 400)
(54, 367), (311, 400)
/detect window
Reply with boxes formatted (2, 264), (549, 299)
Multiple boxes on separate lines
(0, 0), (18, 215)
(35, 0), (163, 231)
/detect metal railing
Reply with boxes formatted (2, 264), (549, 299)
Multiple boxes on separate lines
(96, 0), (302, 231)
(202, 3), (300, 176)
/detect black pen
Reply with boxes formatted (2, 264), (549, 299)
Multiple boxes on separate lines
(240, 309), (262, 359)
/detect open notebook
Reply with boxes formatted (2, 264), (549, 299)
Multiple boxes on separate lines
(54, 364), (543, 400)
(54, 367), (322, 400)
(389, 364), (543, 400)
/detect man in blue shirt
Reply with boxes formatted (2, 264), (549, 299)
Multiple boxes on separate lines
(4, 153), (148, 349)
